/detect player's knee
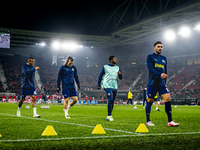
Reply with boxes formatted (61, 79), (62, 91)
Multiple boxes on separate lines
(64, 98), (69, 103)
(164, 97), (170, 102)
(73, 97), (78, 103)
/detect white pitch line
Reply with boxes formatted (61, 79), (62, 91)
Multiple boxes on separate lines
(0, 132), (200, 143)
(0, 113), (137, 134)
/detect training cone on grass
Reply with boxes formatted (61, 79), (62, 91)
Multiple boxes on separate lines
(0, 134), (2, 137)
(135, 123), (149, 132)
(92, 124), (106, 134)
(41, 125), (57, 136)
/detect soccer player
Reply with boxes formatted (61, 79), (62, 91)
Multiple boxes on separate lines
(57, 56), (80, 119)
(146, 41), (179, 126)
(17, 57), (41, 118)
(97, 56), (122, 121)
(127, 89), (133, 106)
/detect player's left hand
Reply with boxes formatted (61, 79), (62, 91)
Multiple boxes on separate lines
(118, 71), (121, 75)
(161, 73), (168, 79)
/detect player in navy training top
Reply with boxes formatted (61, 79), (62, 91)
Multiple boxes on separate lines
(146, 41), (179, 127)
(17, 57), (41, 118)
(57, 56), (80, 119)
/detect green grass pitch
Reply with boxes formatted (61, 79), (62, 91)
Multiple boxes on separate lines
(0, 103), (199, 150)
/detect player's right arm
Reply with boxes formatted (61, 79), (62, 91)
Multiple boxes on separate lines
(97, 67), (105, 90)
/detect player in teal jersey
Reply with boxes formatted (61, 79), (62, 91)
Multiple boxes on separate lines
(97, 56), (122, 121)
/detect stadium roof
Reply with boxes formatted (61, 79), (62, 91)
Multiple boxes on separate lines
(1, 0), (200, 49)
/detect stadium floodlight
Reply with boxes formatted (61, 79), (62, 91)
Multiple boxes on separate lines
(40, 42), (46, 46)
(68, 43), (78, 49)
(52, 41), (60, 49)
(36, 42), (46, 46)
(60, 42), (68, 49)
(194, 24), (200, 31)
(178, 26), (191, 37)
(164, 30), (176, 42)
(61, 42), (78, 49)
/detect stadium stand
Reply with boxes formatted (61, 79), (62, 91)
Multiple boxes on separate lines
(0, 54), (200, 101)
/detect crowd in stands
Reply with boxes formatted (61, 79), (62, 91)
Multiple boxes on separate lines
(0, 55), (25, 94)
(0, 81), (5, 92)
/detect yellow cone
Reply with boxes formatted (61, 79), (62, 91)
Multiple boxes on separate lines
(41, 125), (57, 136)
(92, 124), (106, 134)
(135, 123), (149, 132)
(0, 134), (2, 137)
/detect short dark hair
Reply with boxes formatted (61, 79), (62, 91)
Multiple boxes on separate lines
(28, 57), (34, 60)
(109, 55), (115, 62)
(154, 41), (162, 47)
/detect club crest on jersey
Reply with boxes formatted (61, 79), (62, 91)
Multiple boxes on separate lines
(72, 68), (74, 71)
(107, 93), (111, 96)
(154, 59), (157, 61)
(162, 60), (165, 63)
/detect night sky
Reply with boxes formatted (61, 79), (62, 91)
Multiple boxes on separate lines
(1, 0), (190, 35)
(2, 1), (125, 35)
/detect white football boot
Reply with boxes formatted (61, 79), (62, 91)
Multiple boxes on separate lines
(65, 115), (71, 119)
(17, 111), (21, 117)
(33, 114), (41, 118)
(146, 121), (155, 126)
(106, 116), (114, 121)
(168, 121), (179, 127)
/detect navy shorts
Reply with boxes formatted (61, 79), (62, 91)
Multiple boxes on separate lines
(104, 88), (117, 101)
(147, 85), (169, 99)
(62, 88), (77, 98)
(21, 88), (36, 98)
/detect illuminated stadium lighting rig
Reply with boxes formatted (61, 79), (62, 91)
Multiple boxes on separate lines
(194, 24), (200, 31)
(52, 41), (60, 50)
(163, 22), (200, 42)
(36, 42), (46, 46)
(51, 41), (92, 50)
(178, 26), (191, 38)
(164, 30), (176, 42)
